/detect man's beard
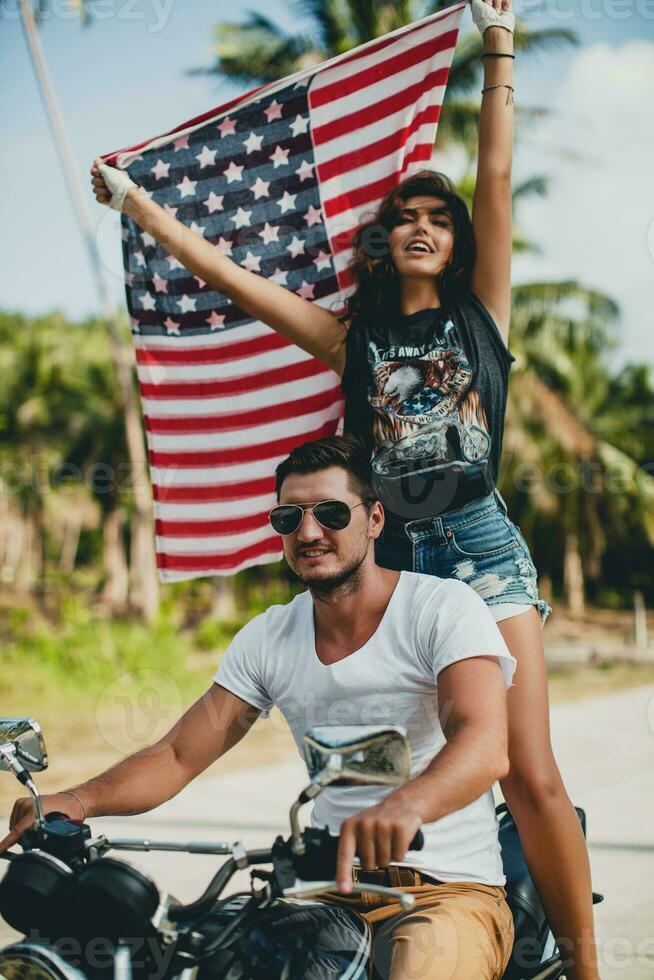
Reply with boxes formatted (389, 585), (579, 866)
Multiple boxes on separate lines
(294, 548), (367, 597)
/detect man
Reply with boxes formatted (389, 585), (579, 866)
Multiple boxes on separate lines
(2, 435), (516, 979)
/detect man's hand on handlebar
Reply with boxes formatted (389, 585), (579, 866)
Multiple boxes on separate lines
(335, 796), (423, 894)
(0, 793), (86, 853)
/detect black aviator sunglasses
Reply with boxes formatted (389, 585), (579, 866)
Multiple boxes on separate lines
(268, 498), (375, 536)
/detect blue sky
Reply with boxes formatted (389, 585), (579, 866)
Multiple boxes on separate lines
(1, 0), (653, 365)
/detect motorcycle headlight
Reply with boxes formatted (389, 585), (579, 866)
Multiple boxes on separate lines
(70, 857), (160, 943)
(0, 942), (86, 980)
(0, 852), (75, 937)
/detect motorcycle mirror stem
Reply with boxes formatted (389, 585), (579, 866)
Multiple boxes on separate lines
(0, 743), (45, 831)
(290, 752), (343, 855)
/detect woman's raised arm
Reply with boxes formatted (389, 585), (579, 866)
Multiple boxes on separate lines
(469, 0), (515, 345)
(91, 159), (347, 376)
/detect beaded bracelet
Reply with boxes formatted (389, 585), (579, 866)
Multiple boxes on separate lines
(481, 82), (514, 105)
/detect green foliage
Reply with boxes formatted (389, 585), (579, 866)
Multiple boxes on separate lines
(1, 596), (194, 693)
(502, 281), (654, 604)
(195, 617), (241, 652)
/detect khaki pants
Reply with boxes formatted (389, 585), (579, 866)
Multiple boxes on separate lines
(316, 867), (514, 980)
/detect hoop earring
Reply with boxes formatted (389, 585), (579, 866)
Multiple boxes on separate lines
(371, 257), (388, 277)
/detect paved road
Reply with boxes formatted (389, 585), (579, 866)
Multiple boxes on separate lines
(1, 685), (653, 978)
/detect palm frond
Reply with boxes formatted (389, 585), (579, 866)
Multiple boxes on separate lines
(435, 98), (480, 156)
(512, 281), (619, 325)
(514, 24), (579, 53)
(293, 0), (358, 53)
(512, 175), (549, 204)
(511, 234), (542, 255)
(346, 0), (379, 42)
(376, 0), (426, 35)
(598, 442), (654, 537)
(189, 15), (321, 85)
(510, 281), (621, 401)
(444, 34), (484, 96)
(508, 371), (598, 459)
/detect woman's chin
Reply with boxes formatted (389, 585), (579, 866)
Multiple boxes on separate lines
(393, 255), (441, 278)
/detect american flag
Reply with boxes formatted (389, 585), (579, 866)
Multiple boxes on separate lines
(101, 1), (466, 581)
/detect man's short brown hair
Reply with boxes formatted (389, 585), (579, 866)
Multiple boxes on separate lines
(274, 435), (375, 502)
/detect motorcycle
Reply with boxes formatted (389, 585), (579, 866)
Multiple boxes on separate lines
(0, 717), (602, 980)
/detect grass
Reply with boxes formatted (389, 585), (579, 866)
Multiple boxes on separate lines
(547, 660), (654, 702)
(0, 594), (299, 814)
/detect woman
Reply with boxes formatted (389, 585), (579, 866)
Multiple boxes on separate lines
(92, 1), (599, 975)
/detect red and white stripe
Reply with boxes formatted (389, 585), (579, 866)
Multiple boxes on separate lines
(135, 301), (343, 580)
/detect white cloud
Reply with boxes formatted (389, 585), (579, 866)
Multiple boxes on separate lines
(512, 40), (654, 367)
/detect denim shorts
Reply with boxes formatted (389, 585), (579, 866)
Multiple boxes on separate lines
(375, 489), (552, 628)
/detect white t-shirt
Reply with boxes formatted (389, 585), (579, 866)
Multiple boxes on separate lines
(213, 570), (516, 885)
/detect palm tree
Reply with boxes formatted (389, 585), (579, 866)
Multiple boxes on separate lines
(59, 316), (134, 615)
(14, 0), (159, 620)
(0, 309), (135, 611)
(0, 310), (90, 598)
(1, 0), (94, 24)
(501, 282), (654, 612)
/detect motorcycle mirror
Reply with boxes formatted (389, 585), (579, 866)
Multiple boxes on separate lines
(290, 726), (412, 856)
(302, 725), (410, 788)
(0, 718), (48, 773)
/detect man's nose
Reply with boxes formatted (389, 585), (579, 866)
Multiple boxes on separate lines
(296, 509), (324, 541)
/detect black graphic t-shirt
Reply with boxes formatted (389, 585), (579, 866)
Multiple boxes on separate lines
(342, 293), (516, 520)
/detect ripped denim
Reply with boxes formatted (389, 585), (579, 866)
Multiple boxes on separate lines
(375, 489), (552, 628)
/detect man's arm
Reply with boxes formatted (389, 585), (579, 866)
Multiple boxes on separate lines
(392, 655), (509, 818)
(0, 684), (260, 852)
(336, 656), (509, 890)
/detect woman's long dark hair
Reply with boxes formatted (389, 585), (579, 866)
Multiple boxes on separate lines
(340, 170), (475, 327)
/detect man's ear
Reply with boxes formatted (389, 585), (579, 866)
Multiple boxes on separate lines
(369, 500), (385, 540)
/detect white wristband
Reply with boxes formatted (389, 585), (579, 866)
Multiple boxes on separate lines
(98, 162), (138, 213)
(471, 0), (515, 35)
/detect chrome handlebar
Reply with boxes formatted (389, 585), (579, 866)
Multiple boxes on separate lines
(85, 836), (416, 912)
(283, 878), (415, 910)
(87, 836), (235, 855)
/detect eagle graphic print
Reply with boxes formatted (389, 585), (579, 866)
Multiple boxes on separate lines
(368, 317), (492, 478)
